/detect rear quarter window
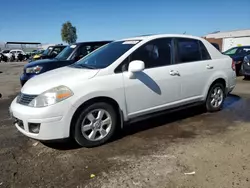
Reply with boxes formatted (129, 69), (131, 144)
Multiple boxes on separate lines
(199, 41), (211, 60)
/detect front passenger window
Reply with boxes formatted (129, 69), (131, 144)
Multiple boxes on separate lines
(129, 38), (172, 69)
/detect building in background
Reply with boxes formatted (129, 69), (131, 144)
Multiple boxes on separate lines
(203, 29), (250, 52)
(0, 42), (59, 52)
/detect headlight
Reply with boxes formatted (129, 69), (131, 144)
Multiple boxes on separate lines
(244, 56), (249, 63)
(28, 86), (73, 108)
(26, 66), (43, 74)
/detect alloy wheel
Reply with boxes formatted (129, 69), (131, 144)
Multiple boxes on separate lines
(81, 109), (112, 141)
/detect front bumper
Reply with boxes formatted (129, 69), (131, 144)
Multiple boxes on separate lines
(10, 97), (76, 140)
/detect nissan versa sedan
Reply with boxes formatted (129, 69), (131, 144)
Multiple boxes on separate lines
(10, 34), (236, 148)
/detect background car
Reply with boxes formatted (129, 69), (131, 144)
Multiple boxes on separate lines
(1, 50), (11, 60)
(241, 55), (250, 79)
(1, 49), (26, 62)
(222, 46), (250, 75)
(30, 45), (66, 61)
(0, 52), (8, 62)
(20, 40), (111, 86)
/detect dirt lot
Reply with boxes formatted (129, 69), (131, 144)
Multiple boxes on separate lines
(1, 62), (250, 188)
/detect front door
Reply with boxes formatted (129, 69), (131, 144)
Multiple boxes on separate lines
(122, 38), (182, 118)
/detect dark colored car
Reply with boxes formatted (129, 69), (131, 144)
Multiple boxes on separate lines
(222, 46), (250, 75)
(20, 41), (112, 86)
(30, 45), (67, 61)
(241, 54), (250, 79)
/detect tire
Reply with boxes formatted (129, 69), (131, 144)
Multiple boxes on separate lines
(244, 75), (250, 80)
(205, 83), (225, 112)
(73, 102), (118, 148)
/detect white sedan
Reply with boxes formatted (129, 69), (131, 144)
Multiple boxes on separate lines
(10, 34), (236, 147)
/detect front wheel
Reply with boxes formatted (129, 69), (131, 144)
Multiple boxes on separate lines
(73, 102), (118, 148)
(205, 83), (225, 112)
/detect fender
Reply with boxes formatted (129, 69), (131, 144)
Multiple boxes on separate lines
(202, 70), (228, 100)
(70, 91), (129, 122)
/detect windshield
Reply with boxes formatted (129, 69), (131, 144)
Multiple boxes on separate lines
(223, 48), (237, 55)
(42, 47), (53, 55)
(70, 40), (140, 69)
(56, 45), (75, 60)
(223, 47), (250, 56)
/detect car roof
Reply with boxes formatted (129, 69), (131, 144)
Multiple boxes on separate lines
(227, 46), (250, 49)
(74, 41), (113, 45)
(118, 34), (204, 42)
(48, 45), (67, 48)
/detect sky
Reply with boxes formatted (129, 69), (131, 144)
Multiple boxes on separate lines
(0, 0), (249, 43)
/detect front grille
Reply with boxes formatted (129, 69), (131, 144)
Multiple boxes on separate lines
(17, 93), (38, 106)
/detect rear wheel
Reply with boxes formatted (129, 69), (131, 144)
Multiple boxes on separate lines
(205, 83), (225, 112)
(73, 102), (118, 148)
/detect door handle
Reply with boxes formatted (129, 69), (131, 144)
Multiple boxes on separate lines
(206, 65), (214, 69)
(169, 70), (180, 76)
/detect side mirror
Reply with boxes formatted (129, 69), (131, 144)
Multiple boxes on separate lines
(128, 60), (145, 79)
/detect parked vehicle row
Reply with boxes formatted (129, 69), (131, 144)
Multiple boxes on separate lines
(28, 49), (45, 57)
(30, 45), (67, 61)
(222, 45), (250, 76)
(20, 41), (111, 86)
(10, 34), (236, 148)
(0, 49), (29, 62)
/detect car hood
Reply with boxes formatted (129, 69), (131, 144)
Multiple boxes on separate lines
(26, 59), (59, 68)
(21, 66), (100, 94)
(25, 58), (70, 68)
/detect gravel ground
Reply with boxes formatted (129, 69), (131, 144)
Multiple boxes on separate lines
(0, 62), (250, 188)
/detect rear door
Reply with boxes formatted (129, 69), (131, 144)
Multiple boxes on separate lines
(174, 38), (213, 102)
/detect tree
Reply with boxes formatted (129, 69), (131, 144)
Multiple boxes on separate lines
(61, 21), (77, 44)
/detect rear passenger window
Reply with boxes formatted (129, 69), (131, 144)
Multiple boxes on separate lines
(199, 41), (211, 60)
(176, 38), (202, 63)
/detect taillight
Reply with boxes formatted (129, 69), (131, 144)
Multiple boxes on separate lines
(232, 60), (236, 71)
